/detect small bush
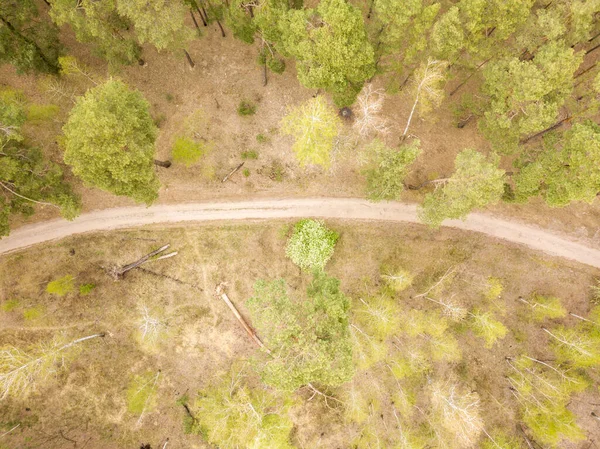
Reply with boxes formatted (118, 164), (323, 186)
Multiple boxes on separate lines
(485, 277), (503, 300)
(165, 93), (174, 102)
(469, 310), (508, 348)
(1, 299), (20, 312)
(285, 219), (338, 271)
(241, 150), (258, 160)
(268, 160), (285, 182)
(27, 104), (59, 122)
(46, 275), (74, 296)
(23, 306), (44, 321)
(237, 100), (256, 116)
(172, 137), (206, 167)
(79, 283), (95, 296)
(256, 133), (269, 143)
(527, 295), (566, 321)
(243, 168), (250, 177)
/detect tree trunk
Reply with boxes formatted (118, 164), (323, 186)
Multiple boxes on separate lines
(520, 116), (571, 144)
(202, 0), (226, 37)
(585, 42), (600, 56)
(154, 159), (172, 168)
(449, 58), (491, 97)
(574, 62), (597, 79)
(190, 10), (201, 31)
(184, 49), (195, 68)
(115, 244), (178, 279)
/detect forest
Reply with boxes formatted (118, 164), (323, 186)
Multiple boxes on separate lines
(1, 0), (600, 448)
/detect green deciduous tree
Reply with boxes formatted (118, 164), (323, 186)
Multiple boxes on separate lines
(480, 41), (583, 153)
(514, 121), (600, 206)
(0, 0), (61, 73)
(285, 219), (338, 271)
(519, 294), (566, 322)
(279, 0), (375, 106)
(468, 310), (507, 348)
(364, 139), (420, 201)
(280, 96), (341, 167)
(247, 272), (353, 391)
(0, 90), (80, 237)
(63, 79), (160, 204)
(418, 149), (505, 228)
(191, 369), (294, 449)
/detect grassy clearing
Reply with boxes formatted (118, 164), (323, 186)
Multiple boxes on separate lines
(0, 222), (598, 448)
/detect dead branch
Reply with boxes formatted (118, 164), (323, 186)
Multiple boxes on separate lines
(215, 283), (271, 353)
(222, 162), (245, 183)
(111, 244), (178, 279)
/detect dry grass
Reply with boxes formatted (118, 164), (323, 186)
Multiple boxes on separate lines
(0, 221), (598, 448)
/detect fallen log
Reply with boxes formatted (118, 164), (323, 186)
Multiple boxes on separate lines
(112, 244), (178, 279)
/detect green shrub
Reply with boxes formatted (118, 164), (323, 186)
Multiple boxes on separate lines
(256, 133), (269, 143)
(285, 219), (338, 271)
(484, 277), (503, 300)
(469, 310), (508, 348)
(243, 168), (250, 177)
(527, 295), (566, 321)
(241, 150), (258, 160)
(237, 100), (256, 116)
(27, 104), (59, 122)
(126, 371), (160, 415)
(23, 306), (44, 321)
(79, 283), (95, 295)
(46, 275), (74, 296)
(1, 299), (20, 312)
(172, 137), (206, 167)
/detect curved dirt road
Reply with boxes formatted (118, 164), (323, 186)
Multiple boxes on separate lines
(1, 198), (599, 269)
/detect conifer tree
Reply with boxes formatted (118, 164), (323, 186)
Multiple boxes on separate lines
(279, 0), (375, 106)
(63, 80), (160, 204)
(0, 0), (61, 73)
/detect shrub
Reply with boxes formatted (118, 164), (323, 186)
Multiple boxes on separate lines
(23, 306), (44, 321)
(241, 150), (258, 160)
(256, 133), (269, 143)
(26, 104), (59, 122)
(1, 299), (20, 312)
(526, 295), (566, 321)
(243, 168), (250, 177)
(484, 277), (503, 300)
(46, 275), (74, 296)
(79, 283), (95, 296)
(285, 219), (338, 271)
(172, 137), (206, 167)
(237, 100), (256, 116)
(469, 310), (508, 348)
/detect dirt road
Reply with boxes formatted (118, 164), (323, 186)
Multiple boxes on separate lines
(1, 198), (599, 269)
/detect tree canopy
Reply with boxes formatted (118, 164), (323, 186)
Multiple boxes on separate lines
(63, 80), (160, 205)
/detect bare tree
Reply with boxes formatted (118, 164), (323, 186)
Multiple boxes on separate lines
(353, 84), (389, 137)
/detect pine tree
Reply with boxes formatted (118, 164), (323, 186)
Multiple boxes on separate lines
(0, 0), (61, 73)
(63, 80), (160, 204)
(480, 41), (583, 153)
(418, 149), (505, 228)
(514, 121), (600, 206)
(279, 0), (375, 106)
(0, 89), (80, 237)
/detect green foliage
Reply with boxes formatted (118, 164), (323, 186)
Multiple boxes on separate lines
(353, 295), (401, 341)
(481, 431), (523, 449)
(522, 402), (585, 447)
(225, 0), (257, 43)
(285, 219), (338, 271)
(126, 371), (160, 415)
(243, 168), (250, 177)
(545, 325), (600, 368)
(469, 310), (508, 348)
(46, 275), (75, 296)
(0, 299), (19, 312)
(280, 96), (341, 167)
(526, 295), (566, 322)
(0, 90), (80, 236)
(241, 150), (259, 160)
(50, 0), (141, 66)
(0, 0), (61, 73)
(247, 272), (353, 390)
(26, 104), (59, 122)
(480, 41), (583, 153)
(63, 79), (160, 204)
(278, 0), (375, 106)
(484, 277), (503, 300)
(364, 139), (421, 201)
(191, 371), (294, 449)
(419, 149), (505, 228)
(237, 100), (257, 116)
(79, 283), (96, 296)
(256, 133), (269, 143)
(514, 121), (600, 206)
(22, 306), (43, 321)
(171, 137), (206, 167)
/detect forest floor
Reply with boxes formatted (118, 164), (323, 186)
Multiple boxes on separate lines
(0, 221), (599, 448)
(1, 21), (600, 247)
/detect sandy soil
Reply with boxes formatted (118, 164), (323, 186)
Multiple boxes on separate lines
(1, 198), (600, 270)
